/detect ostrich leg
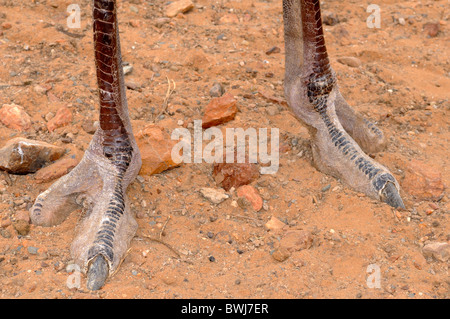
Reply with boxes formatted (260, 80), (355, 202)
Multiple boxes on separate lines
(30, 0), (141, 290)
(283, 0), (404, 208)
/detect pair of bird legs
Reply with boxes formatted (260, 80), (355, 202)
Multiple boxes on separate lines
(30, 0), (404, 290)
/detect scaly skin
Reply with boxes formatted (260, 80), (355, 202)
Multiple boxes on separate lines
(31, 0), (142, 290)
(283, 0), (404, 208)
(30, 0), (404, 291)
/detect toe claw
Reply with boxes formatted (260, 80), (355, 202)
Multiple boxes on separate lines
(381, 182), (405, 209)
(87, 255), (109, 291)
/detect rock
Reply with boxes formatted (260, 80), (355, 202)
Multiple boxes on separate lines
(422, 242), (450, 262)
(125, 80), (140, 90)
(410, 251), (427, 270)
(402, 159), (445, 200)
(272, 247), (291, 262)
(423, 22), (440, 37)
(1, 219), (12, 228)
(0, 138), (65, 174)
(236, 185), (263, 211)
(27, 247), (39, 255)
(429, 202), (439, 210)
(47, 106), (72, 132)
(129, 20), (141, 28)
(33, 84), (51, 95)
(265, 104), (279, 117)
(1, 22), (12, 30)
(136, 124), (181, 175)
(0, 103), (32, 131)
(407, 15), (416, 25)
(219, 14), (239, 24)
(212, 153), (260, 191)
(202, 93), (238, 129)
(322, 10), (340, 26)
(34, 155), (80, 183)
(199, 187), (229, 204)
(265, 216), (286, 232)
(279, 230), (313, 252)
(337, 56), (362, 68)
(183, 49), (210, 69)
(0, 229), (11, 238)
(16, 210), (30, 223)
(154, 17), (170, 28)
(209, 82), (225, 97)
(81, 120), (97, 134)
(165, 0), (194, 18)
(44, 112), (55, 122)
(265, 46), (281, 55)
(13, 219), (30, 236)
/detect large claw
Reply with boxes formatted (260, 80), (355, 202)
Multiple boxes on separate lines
(381, 182), (405, 209)
(87, 255), (109, 291)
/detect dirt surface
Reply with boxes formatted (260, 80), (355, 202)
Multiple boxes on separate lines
(0, 0), (449, 299)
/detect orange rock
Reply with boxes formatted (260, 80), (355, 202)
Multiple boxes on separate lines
(0, 137), (65, 173)
(47, 106), (72, 132)
(136, 124), (180, 175)
(34, 156), (80, 183)
(1, 218), (12, 228)
(279, 230), (313, 252)
(183, 49), (211, 69)
(271, 247), (291, 262)
(236, 185), (263, 211)
(219, 14), (239, 24)
(402, 159), (445, 200)
(265, 216), (286, 231)
(213, 152), (260, 191)
(165, 0), (194, 18)
(0, 103), (32, 131)
(202, 93), (238, 129)
(422, 242), (450, 262)
(423, 22), (440, 37)
(337, 56), (362, 68)
(1, 22), (12, 30)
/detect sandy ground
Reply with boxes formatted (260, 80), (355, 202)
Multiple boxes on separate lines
(0, 0), (449, 299)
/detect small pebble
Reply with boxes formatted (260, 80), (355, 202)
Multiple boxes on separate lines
(209, 256), (216, 262)
(209, 82), (225, 97)
(0, 229), (11, 238)
(27, 247), (39, 255)
(271, 247), (291, 262)
(265, 46), (280, 55)
(1, 22), (12, 30)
